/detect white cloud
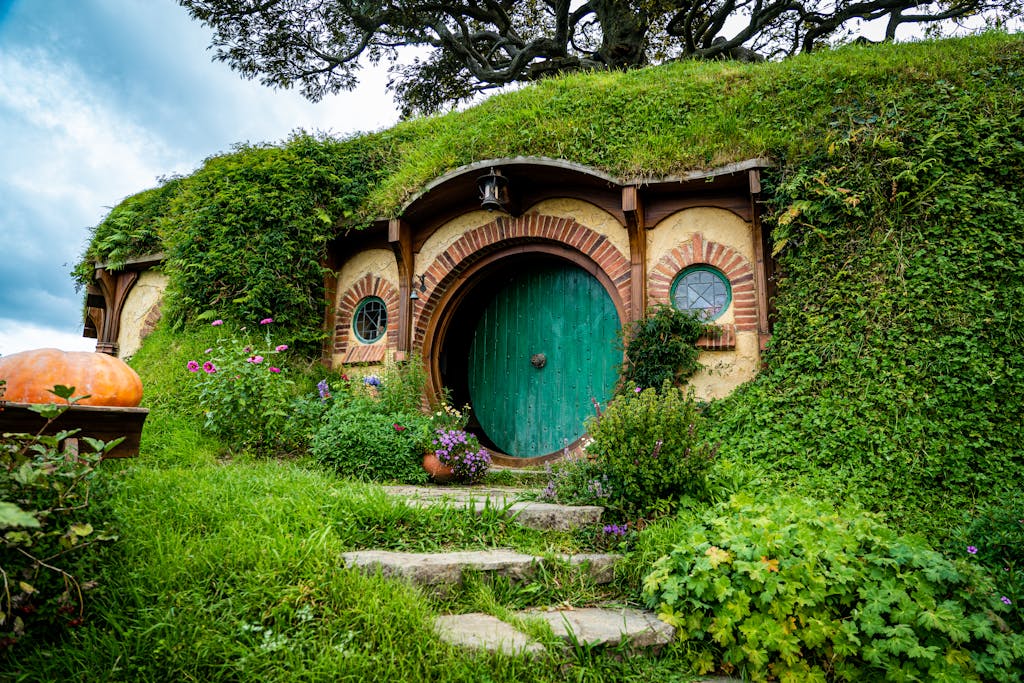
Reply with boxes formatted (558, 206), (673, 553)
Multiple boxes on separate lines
(0, 49), (188, 217)
(0, 318), (95, 356)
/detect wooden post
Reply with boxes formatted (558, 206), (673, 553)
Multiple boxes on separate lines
(622, 186), (647, 323)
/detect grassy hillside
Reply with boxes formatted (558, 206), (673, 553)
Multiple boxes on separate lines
(76, 32), (1024, 536)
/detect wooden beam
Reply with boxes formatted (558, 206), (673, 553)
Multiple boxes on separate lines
(389, 218), (414, 354)
(748, 169), (772, 349)
(0, 403), (149, 459)
(622, 186), (647, 322)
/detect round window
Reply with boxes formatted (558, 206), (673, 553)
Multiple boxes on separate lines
(670, 266), (731, 320)
(353, 297), (388, 343)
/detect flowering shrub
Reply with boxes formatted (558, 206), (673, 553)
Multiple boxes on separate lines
(957, 494), (1024, 631)
(433, 429), (490, 484)
(643, 495), (1024, 682)
(541, 447), (613, 506)
(585, 382), (716, 517)
(185, 318), (294, 450)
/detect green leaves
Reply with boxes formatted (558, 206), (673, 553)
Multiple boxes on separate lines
(642, 495), (1024, 681)
(0, 501), (40, 529)
(584, 382), (717, 518)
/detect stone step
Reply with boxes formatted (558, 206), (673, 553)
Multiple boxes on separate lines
(383, 484), (604, 532)
(433, 607), (675, 657)
(531, 606), (675, 654)
(342, 549), (619, 589)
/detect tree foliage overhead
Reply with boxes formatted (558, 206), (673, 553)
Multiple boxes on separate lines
(179, 0), (1021, 115)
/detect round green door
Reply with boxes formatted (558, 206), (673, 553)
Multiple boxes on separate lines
(467, 261), (620, 458)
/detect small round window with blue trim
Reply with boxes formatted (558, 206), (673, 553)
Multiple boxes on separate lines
(353, 296), (388, 343)
(670, 266), (731, 321)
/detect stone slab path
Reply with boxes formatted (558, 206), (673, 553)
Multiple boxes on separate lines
(342, 549), (619, 588)
(433, 607), (674, 656)
(383, 485), (604, 532)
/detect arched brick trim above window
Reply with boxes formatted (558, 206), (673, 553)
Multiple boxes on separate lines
(412, 214), (631, 350)
(334, 274), (400, 364)
(649, 233), (758, 333)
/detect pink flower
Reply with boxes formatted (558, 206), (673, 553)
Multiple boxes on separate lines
(275, 344), (288, 352)
(247, 355), (264, 364)
(393, 423), (407, 432)
(186, 360), (200, 372)
(202, 361), (217, 373)
(259, 318), (273, 325)
(211, 320), (223, 326)
(634, 386), (642, 393)
(204, 348), (213, 354)
(269, 367), (281, 373)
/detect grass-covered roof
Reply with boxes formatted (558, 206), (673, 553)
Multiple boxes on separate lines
(79, 32), (1024, 537)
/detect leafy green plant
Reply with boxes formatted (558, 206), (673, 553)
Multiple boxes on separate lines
(312, 406), (430, 483)
(957, 494), (1024, 631)
(431, 429), (490, 484)
(1, 386), (121, 650)
(184, 317), (296, 452)
(642, 494), (1024, 682)
(540, 447), (613, 507)
(585, 382), (717, 518)
(618, 304), (707, 392)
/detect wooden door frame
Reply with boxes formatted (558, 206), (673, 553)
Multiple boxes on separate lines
(420, 243), (625, 466)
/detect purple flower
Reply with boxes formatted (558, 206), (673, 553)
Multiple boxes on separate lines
(202, 361), (217, 374)
(247, 355), (264, 364)
(363, 375), (381, 387)
(211, 320), (223, 326)
(275, 344), (288, 352)
(268, 367), (281, 373)
(634, 386), (642, 393)
(1001, 596), (1012, 605)
(967, 546), (978, 555)
(317, 379), (331, 401)
(260, 317), (273, 325)
(187, 360), (200, 373)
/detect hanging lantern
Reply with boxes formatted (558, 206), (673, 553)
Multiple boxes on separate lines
(477, 168), (509, 212)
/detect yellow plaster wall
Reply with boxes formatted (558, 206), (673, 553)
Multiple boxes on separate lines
(688, 331), (761, 400)
(525, 199), (629, 257)
(416, 200), (628, 272)
(331, 249), (398, 367)
(117, 270), (168, 359)
(416, 211), (497, 270)
(646, 207), (755, 326)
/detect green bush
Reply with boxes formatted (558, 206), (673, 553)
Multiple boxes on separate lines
(956, 494), (1024, 631)
(619, 304), (706, 391)
(642, 495), (1024, 682)
(585, 382), (717, 518)
(1, 388), (120, 650)
(540, 449), (614, 507)
(312, 407), (429, 483)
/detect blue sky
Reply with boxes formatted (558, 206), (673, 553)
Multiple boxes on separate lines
(0, 0), (399, 354)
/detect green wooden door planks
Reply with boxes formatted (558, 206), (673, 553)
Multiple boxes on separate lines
(468, 261), (620, 458)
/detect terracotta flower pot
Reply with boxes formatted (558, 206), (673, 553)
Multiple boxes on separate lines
(422, 452), (455, 483)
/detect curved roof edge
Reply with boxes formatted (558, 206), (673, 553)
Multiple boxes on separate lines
(399, 156), (774, 216)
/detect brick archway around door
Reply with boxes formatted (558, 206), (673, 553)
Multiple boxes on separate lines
(335, 274), (400, 364)
(649, 233), (758, 332)
(412, 214), (631, 350)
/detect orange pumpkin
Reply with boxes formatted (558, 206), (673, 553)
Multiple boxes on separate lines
(0, 348), (143, 407)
